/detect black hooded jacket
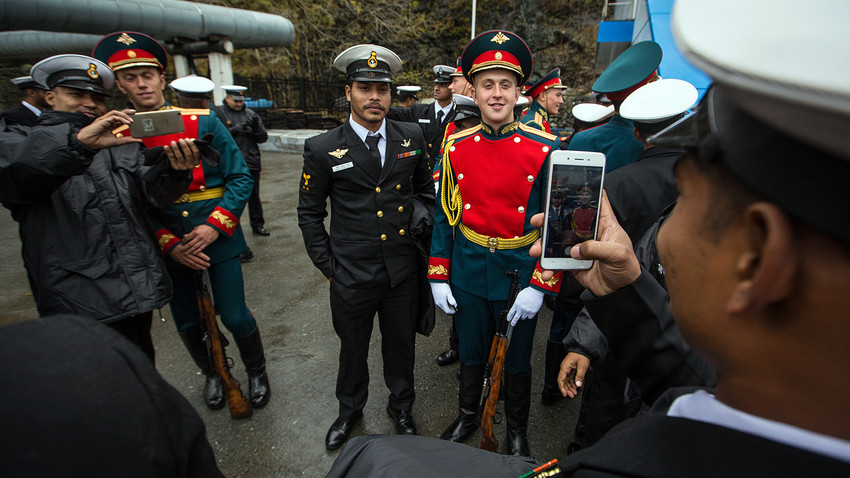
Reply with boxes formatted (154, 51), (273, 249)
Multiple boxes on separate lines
(0, 111), (191, 322)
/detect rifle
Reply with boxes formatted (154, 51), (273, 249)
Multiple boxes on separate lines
(479, 269), (522, 452)
(195, 270), (253, 419)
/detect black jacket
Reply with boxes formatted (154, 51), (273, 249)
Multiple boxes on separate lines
(298, 119), (434, 289)
(2, 315), (224, 477)
(211, 104), (268, 170)
(605, 145), (684, 241)
(0, 111), (191, 322)
(1, 102), (40, 128)
(387, 102), (453, 169)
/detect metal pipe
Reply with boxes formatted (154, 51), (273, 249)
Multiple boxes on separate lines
(0, 0), (295, 50)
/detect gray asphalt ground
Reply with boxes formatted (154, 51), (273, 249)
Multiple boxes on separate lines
(0, 150), (581, 477)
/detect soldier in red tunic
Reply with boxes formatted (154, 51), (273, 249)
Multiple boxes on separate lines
(428, 30), (563, 456)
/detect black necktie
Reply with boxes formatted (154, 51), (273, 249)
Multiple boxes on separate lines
(365, 134), (382, 175)
(437, 110), (444, 124)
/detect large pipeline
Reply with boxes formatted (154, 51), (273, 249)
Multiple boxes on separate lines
(0, 0), (294, 58)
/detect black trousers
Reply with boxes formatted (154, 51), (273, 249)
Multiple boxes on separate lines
(248, 169), (264, 229)
(329, 276), (417, 418)
(107, 311), (155, 363)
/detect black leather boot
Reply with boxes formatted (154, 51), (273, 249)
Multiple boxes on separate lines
(541, 341), (567, 405)
(505, 372), (532, 456)
(179, 326), (224, 410)
(440, 363), (483, 442)
(234, 327), (271, 408)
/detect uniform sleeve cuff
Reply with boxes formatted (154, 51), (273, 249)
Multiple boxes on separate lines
(156, 229), (180, 255)
(207, 207), (239, 237)
(530, 264), (564, 294)
(427, 257), (451, 281)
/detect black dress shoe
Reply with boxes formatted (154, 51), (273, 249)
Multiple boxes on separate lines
(248, 371), (271, 408)
(436, 348), (459, 366)
(325, 412), (362, 450)
(252, 226), (270, 236)
(240, 248), (254, 263)
(386, 406), (417, 435)
(203, 375), (225, 410)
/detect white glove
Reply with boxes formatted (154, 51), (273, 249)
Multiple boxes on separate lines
(430, 282), (457, 315)
(507, 287), (545, 326)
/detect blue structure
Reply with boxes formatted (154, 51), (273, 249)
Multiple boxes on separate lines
(597, 0), (711, 99)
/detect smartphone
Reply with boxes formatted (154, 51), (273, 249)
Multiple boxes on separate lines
(128, 110), (185, 138)
(540, 150), (606, 270)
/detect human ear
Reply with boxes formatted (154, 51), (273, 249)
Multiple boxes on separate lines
(44, 91), (56, 107)
(727, 202), (797, 315)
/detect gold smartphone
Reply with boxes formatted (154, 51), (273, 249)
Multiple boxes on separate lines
(129, 110), (185, 138)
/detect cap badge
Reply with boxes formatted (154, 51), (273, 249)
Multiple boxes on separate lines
(128, 50), (137, 58)
(402, 139), (411, 147)
(87, 63), (100, 80)
(491, 32), (509, 45)
(495, 52), (503, 60)
(368, 51), (378, 68)
(329, 148), (348, 159)
(117, 33), (136, 46)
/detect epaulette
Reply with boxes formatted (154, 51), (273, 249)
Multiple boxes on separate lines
(519, 122), (558, 141)
(447, 123), (482, 141)
(112, 124), (130, 137)
(173, 107), (210, 116)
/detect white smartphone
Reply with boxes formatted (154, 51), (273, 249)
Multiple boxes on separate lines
(540, 150), (606, 270)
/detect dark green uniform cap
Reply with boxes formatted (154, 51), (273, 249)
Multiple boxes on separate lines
(592, 41), (662, 101)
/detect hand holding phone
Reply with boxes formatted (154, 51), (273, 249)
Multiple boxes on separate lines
(540, 150), (606, 270)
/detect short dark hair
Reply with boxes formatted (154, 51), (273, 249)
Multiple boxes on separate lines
(687, 150), (761, 242)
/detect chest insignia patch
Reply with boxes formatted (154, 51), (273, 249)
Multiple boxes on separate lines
(401, 139), (411, 147)
(397, 150), (421, 159)
(328, 148), (348, 159)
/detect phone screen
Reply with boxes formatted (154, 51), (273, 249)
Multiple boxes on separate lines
(543, 163), (604, 259)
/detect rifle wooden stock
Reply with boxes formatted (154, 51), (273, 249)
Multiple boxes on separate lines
(479, 269), (522, 452)
(479, 332), (508, 452)
(195, 271), (252, 419)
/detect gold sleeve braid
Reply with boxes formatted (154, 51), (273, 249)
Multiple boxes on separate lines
(439, 138), (463, 230)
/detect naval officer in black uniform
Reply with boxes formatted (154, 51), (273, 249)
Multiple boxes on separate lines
(1, 76), (48, 128)
(297, 44), (434, 451)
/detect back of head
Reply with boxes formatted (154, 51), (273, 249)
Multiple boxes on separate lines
(0, 316), (223, 476)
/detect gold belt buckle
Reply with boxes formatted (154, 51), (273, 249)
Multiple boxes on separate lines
(487, 237), (498, 253)
(177, 193), (190, 203)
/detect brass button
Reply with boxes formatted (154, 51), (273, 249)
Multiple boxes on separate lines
(518, 206), (525, 213)
(377, 210), (384, 217)
(199, 185), (206, 191)
(399, 229), (405, 236)
(375, 187), (381, 193)
(195, 163), (202, 169)
(380, 234), (387, 241)
(395, 184), (401, 190)
(458, 173), (464, 180)
(190, 115), (198, 120)
(474, 136), (481, 142)
(514, 137), (521, 143)
(449, 146), (456, 152)
(116, 133), (124, 138)
(527, 175), (534, 182)
(182, 211), (189, 217)
(397, 206), (404, 213)
(428, 143), (432, 148)
(464, 203), (471, 210)
(542, 146), (550, 153)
